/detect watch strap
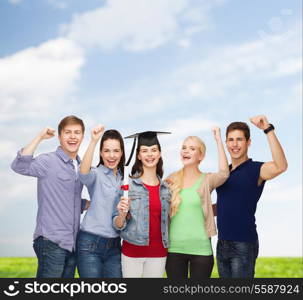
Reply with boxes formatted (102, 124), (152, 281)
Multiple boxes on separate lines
(264, 123), (275, 134)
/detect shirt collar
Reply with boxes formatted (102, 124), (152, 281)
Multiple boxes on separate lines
(99, 164), (121, 178)
(56, 146), (81, 164)
(132, 174), (165, 187)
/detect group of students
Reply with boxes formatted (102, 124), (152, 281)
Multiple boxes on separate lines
(11, 114), (287, 279)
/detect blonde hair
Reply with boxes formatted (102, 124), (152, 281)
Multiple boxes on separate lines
(169, 136), (206, 218)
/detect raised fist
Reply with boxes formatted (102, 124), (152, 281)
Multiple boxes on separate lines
(91, 125), (105, 141)
(250, 115), (269, 130)
(212, 126), (221, 142)
(39, 127), (55, 140)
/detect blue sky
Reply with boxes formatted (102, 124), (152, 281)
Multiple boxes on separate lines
(0, 0), (301, 257)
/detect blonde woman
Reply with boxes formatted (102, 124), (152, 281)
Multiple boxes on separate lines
(165, 127), (229, 279)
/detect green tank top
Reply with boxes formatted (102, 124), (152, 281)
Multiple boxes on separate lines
(168, 173), (213, 255)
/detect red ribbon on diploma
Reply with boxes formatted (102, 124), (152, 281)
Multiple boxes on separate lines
(121, 185), (129, 191)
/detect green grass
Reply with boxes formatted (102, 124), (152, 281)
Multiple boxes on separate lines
(0, 257), (302, 278)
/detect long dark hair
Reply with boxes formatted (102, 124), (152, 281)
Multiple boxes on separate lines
(97, 129), (125, 177)
(131, 143), (163, 179)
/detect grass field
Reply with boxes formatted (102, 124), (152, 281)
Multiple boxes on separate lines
(0, 257), (302, 278)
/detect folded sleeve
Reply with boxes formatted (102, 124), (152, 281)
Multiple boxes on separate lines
(11, 150), (49, 178)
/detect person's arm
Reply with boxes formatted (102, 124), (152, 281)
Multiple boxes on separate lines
(113, 196), (130, 230)
(213, 127), (229, 173)
(22, 127), (55, 155)
(212, 203), (217, 217)
(80, 125), (105, 175)
(81, 199), (90, 213)
(250, 115), (288, 184)
(11, 127), (55, 177)
(208, 127), (229, 190)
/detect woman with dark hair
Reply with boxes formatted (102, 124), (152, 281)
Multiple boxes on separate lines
(113, 131), (171, 278)
(76, 125), (125, 278)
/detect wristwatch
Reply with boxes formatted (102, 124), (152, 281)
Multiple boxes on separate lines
(264, 124), (275, 134)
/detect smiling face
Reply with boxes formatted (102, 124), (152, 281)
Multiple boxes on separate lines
(138, 144), (161, 169)
(58, 124), (84, 158)
(226, 129), (250, 160)
(181, 137), (204, 167)
(100, 139), (123, 171)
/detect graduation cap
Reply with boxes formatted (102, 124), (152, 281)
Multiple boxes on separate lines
(124, 131), (171, 166)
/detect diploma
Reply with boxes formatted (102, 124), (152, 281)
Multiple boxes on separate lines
(122, 165), (129, 198)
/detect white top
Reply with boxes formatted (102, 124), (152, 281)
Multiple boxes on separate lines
(73, 159), (78, 174)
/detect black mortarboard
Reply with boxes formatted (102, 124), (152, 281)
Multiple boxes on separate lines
(124, 131), (171, 166)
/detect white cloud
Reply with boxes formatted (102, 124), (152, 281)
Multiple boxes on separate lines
(159, 116), (220, 175)
(178, 38), (191, 48)
(0, 172), (36, 215)
(163, 116), (216, 140)
(62, 0), (220, 52)
(0, 140), (18, 160)
(80, 21), (301, 130)
(170, 23), (301, 103)
(8, 0), (71, 8)
(8, 0), (23, 5)
(0, 38), (85, 121)
(256, 183), (302, 256)
(71, 21), (301, 148)
(261, 182), (302, 203)
(47, 0), (70, 9)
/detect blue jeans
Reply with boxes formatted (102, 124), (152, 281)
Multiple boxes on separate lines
(33, 236), (76, 278)
(216, 239), (259, 278)
(76, 230), (122, 278)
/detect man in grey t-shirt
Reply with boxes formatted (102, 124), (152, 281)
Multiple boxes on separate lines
(11, 115), (86, 278)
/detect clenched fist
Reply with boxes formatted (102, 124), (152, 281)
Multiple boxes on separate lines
(212, 126), (221, 142)
(39, 127), (55, 140)
(91, 125), (105, 141)
(250, 115), (270, 130)
(117, 196), (130, 217)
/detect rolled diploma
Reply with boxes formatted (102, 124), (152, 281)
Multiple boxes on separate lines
(123, 165), (129, 198)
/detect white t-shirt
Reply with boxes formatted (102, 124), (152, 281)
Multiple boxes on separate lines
(73, 159), (78, 174)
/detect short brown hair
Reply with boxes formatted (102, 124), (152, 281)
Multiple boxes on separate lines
(58, 115), (85, 135)
(226, 122), (250, 140)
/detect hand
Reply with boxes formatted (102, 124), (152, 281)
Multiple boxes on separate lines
(39, 127), (55, 140)
(117, 197), (130, 217)
(165, 178), (173, 186)
(84, 199), (90, 211)
(91, 125), (105, 141)
(212, 126), (221, 142)
(250, 115), (270, 130)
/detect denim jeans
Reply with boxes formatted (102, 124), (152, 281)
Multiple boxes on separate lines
(76, 230), (122, 278)
(216, 239), (259, 278)
(33, 236), (76, 278)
